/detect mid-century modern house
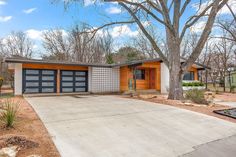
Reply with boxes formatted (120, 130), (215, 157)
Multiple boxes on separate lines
(5, 57), (209, 95)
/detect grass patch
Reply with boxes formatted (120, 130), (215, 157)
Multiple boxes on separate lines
(0, 99), (20, 128)
(0, 93), (14, 99)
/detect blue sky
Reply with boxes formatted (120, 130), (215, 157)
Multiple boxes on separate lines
(0, 0), (235, 57)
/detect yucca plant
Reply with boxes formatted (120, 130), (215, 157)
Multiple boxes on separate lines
(0, 99), (20, 128)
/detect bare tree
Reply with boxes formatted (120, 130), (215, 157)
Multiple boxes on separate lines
(42, 25), (113, 63)
(63, 0), (228, 99)
(0, 31), (34, 58)
(132, 28), (161, 59)
(214, 32), (235, 92)
(42, 29), (71, 61)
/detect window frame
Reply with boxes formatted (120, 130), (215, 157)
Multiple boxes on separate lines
(134, 69), (145, 80)
(183, 71), (195, 81)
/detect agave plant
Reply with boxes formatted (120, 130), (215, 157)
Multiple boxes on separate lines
(0, 99), (20, 128)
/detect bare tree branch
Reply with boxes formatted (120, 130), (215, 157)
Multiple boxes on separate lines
(119, 2), (169, 65)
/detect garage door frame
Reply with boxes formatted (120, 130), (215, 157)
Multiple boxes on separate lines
(22, 69), (57, 94)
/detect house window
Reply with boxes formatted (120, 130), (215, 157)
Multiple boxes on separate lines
(135, 69), (145, 80)
(183, 71), (194, 80)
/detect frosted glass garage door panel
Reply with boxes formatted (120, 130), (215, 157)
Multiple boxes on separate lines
(24, 88), (39, 93)
(75, 82), (86, 86)
(25, 82), (39, 87)
(42, 76), (54, 81)
(42, 82), (54, 87)
(42, 88), (54, 93)
(26, 76), (39, 81)
(62, 82), (73, 87)
(75, 88), (86, 92)
(62, 77), (73, 81)
(25, 70), (39, 75)
(75, 77), (86, 81)
(62, 71), (73, 75)
(75, 71), (86, 76)
(42, 70), (54, 75)
(62, 88), (73, 92)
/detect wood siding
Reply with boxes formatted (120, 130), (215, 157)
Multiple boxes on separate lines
(22, 63), (88, 71)
(120, 62), (199, 92)
(189, 67), (198, 81)
(120, 62), (161, 91)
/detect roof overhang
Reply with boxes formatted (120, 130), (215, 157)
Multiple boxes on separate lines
(4, 57), (210, 70)
(4, 57), (115, 68)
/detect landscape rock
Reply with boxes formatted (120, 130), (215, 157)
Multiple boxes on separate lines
(27, 155), (42, 157)
(0, 146), (19, 157)
(138, 94), (157, 99)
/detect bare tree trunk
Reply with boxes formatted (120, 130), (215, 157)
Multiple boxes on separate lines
(168, 67), (183, 99)
(167, 37), (183, 99)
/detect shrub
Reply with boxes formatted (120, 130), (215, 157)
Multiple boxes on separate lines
(185, 89), (208, 104)
(0, 99), (20, 128)
(182, 82), (204, 87)
(230, 85), (236, 93)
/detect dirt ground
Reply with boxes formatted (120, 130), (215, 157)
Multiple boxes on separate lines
(0, 96), (60, 157)
(215, 93), (236, 102)
(125, 94), (236, 124)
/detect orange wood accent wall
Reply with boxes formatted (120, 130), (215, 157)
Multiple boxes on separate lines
(189, 67), (198, 81)
(22, 63), (88, 70)
(120, 66), (130, 91)
(120, 61), (161, 91)
(57, 69), (60, 93)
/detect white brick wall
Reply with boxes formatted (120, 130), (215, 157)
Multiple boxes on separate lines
(14, 63), (23, 95)
(161, 62), (169, 94)
(89, 67), (120, 93)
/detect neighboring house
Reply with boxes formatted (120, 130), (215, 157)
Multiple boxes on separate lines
(225, 71), (236, 88)
(5, 57), (209, 95)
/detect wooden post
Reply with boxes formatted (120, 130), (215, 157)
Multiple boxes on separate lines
(57, 69), (60, 93)
(133, 67), (137, 91)
(205, 69), (208, 90)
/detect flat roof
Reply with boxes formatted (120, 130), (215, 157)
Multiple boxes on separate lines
(4, 57), (210, 70)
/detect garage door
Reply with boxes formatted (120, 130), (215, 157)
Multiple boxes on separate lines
(60, 70), (88, 93)
(23, 69), (57, 94)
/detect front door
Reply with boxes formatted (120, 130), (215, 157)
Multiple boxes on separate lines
(149, 69), (156, 89)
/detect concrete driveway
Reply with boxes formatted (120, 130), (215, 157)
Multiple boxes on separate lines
(25, 95), (236, 157)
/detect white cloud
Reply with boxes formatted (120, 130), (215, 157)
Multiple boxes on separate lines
(0, 16), (12, 22)
(26, 29), (44, 40)
(0, 0), (6, 5)
(192, 0), (236, 15)
(190, 21), (206, 33)
(110, 25), (138, 38)
(84, 0), (94, 6)
(106, 6), (122, 14)
(23, 8), (37, 14)
(25, 29), (68, 40)
(218, 0), (236, 15)
(141, 21), (151, 27)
